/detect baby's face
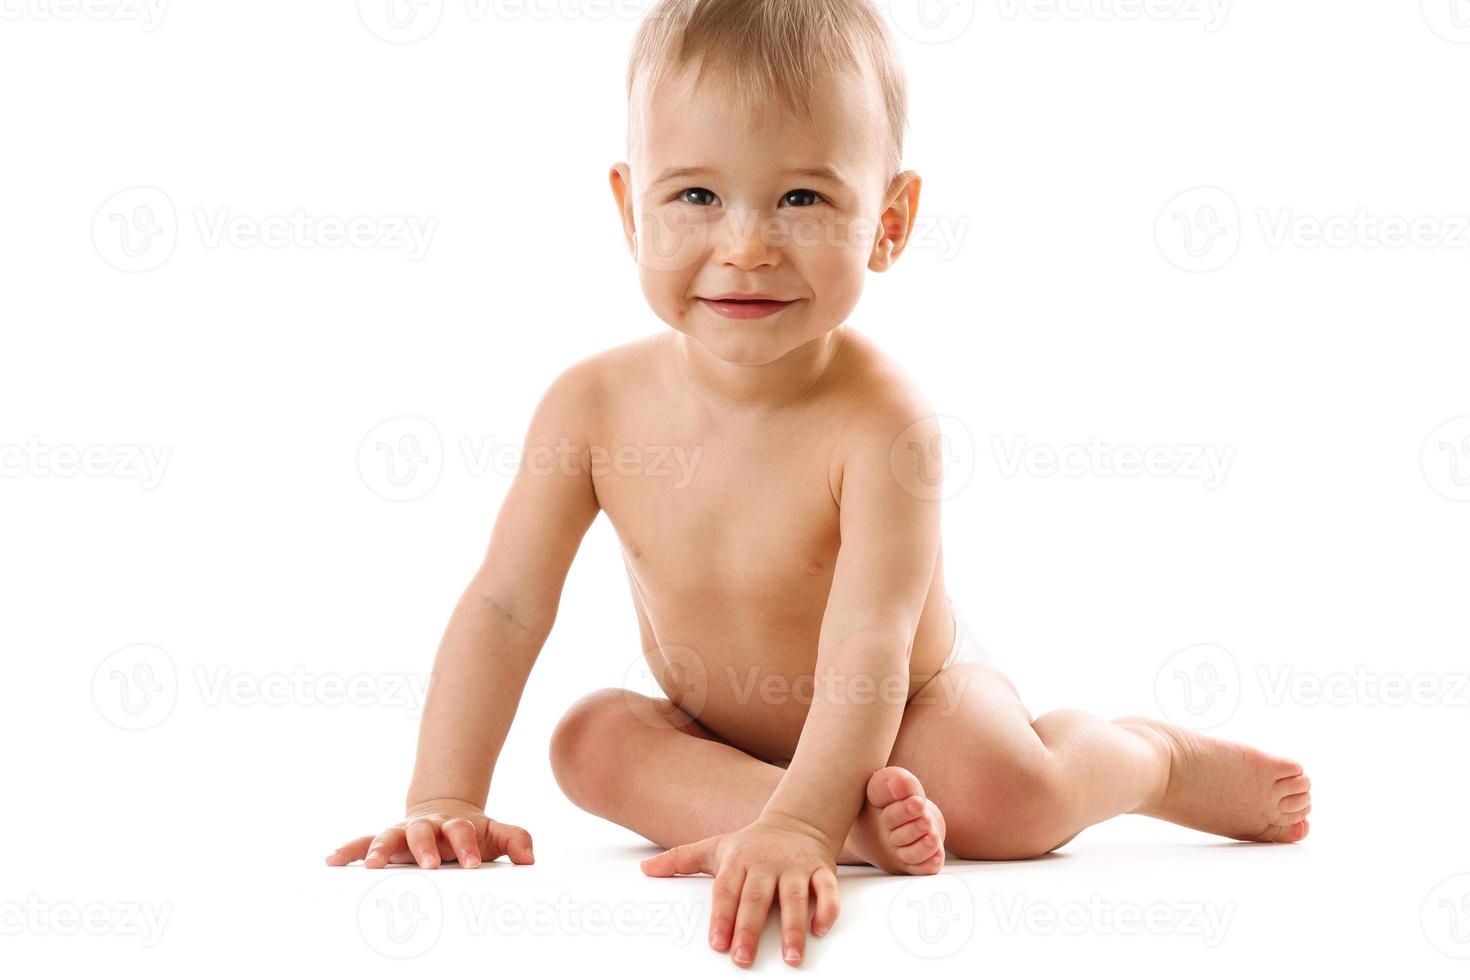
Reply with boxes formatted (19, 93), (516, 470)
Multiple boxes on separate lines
(612, 61), (914, 367)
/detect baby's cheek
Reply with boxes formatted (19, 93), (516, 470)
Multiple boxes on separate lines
(634, 206), (713, 277)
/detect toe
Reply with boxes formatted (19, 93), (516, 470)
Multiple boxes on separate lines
(1275, 774), (1311, 798)
(907, 851), (945, 875)
(897, 833), (942, 865)
(880, 798), (929, 836)
(867, 766), (924, 809)
(1265, 819), (1309, 843)
(1279, 792), (1311, 815)
(890, 812), (933, 848)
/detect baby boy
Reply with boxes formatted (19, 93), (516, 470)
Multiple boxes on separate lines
(327, 0), (1311, 969)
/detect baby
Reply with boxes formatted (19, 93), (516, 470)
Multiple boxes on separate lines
(327, 0), (1312, 968)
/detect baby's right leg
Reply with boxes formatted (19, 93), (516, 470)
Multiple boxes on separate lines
(548, 688), (944, 874)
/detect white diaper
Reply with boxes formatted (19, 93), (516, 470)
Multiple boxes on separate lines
(941, 593), (994, 670)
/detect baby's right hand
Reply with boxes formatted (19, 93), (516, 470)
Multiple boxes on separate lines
(324, 798), (535, 870)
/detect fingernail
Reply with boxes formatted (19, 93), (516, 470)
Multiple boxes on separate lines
(784, 946), (801, 963)
(734, 945), (752, 964)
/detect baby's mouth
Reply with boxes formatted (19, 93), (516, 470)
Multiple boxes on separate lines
(697, 296), (800, 321)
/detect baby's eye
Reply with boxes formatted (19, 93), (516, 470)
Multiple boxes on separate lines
(782, 189), (824, 207)
(676, 187), (719, 206)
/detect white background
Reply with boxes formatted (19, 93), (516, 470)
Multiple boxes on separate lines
(3, 0), (1468, 975)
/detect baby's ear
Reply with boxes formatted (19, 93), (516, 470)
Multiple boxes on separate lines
(868, 171), (923, 273)
(608, 163), (638, 260)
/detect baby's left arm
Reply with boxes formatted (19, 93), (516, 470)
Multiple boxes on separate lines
(759, 404), (943, 849)
(640, 400), (944, 966)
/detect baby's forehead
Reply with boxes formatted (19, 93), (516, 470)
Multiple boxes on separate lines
(633, 64), (887, 187)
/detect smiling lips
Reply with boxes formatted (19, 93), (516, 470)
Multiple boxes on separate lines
(699, 294), (799, 320)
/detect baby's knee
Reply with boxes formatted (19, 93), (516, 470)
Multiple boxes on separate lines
(548, 688), (637, 805)
(946, 750), (1075, 860)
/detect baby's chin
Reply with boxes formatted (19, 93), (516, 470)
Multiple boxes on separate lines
(671, 320), (836, 368)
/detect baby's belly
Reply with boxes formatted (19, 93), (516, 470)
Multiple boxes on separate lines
(628, 578), (952, 766)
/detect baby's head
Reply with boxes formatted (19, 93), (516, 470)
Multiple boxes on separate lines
(611, 0), (920, 366)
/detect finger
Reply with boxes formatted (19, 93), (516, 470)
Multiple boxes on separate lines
(708, 863), (746, 953)
(777, 872), (811, 967)
(730, 870), (776, 967)
(809, 866), (840, 937)
(325, 835), (374, 866)
(364, 827), (407, 869)
(641, 839), (714, 878)
(486, 822), (535, 865)
(404, 818), (442, 869)
(441, 818), (482, 868)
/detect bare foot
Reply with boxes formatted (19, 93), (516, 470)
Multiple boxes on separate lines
(1116, 716), (1312, 843)
(838, 766), (946, 874)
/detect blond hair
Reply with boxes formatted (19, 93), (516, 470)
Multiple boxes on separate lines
(625, 0), (909, 189)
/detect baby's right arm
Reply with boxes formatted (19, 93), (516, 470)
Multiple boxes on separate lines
(325, 360), (602, 869)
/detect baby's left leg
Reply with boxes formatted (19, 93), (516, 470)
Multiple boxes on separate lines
(895, 662), (1311, 859)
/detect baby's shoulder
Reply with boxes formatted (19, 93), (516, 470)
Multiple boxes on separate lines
(829, 327), (938, 436)
(535, 332), (659, 409)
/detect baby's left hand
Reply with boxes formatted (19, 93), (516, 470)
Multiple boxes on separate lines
(640, 813), (841, 968)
